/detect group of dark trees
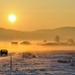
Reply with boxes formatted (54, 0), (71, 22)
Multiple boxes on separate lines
(43, 35), (75, 46)
(55, 35), (75, 45)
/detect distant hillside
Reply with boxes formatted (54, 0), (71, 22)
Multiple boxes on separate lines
(0, 27), (75, 41)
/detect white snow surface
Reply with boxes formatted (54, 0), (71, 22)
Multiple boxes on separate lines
(0, 52), (75, 75)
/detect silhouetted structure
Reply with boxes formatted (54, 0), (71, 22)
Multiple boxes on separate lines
(22, 52), (38, 58)
(11, 42), (18, 45)
(20, 41), (31, 45)
(0, 49), (8, 56)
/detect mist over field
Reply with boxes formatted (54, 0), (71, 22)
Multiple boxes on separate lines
(1, 0), (75, 74)
(0, 41), (75, 53)
(0, 41), (75, 75)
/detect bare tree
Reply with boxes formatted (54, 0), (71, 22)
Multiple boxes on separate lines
(55, 35), (60, 43)
(43, 40), (47, 43)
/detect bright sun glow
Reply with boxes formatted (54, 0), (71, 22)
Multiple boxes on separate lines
(8, 14), (16, 22)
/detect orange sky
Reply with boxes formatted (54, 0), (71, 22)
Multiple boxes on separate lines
(0, 0), (75, 31)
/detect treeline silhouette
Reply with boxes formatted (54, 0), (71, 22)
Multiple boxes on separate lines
(42, 35), (75, 46)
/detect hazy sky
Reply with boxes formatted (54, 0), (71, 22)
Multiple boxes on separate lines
(0, 0), (75, 31)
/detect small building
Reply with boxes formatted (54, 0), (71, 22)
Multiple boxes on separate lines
(0, 49), (8, 56)
(11, 42), (18, 45)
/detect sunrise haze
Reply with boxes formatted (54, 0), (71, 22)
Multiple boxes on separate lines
(0, 0), (75, 31)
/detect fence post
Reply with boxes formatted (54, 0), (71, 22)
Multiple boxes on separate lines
(22, 52), (25, 60)
(10, 56), (12, 71)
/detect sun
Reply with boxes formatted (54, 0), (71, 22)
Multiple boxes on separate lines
(8, 14), (16, 22)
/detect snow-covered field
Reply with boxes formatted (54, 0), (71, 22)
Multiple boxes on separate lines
(0, 51), (75, 75)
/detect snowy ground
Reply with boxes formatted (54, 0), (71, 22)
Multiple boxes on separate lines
(0, 51), (75, 75)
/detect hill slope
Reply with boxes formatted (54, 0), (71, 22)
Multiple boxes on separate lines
(0, 27), (75, 41)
